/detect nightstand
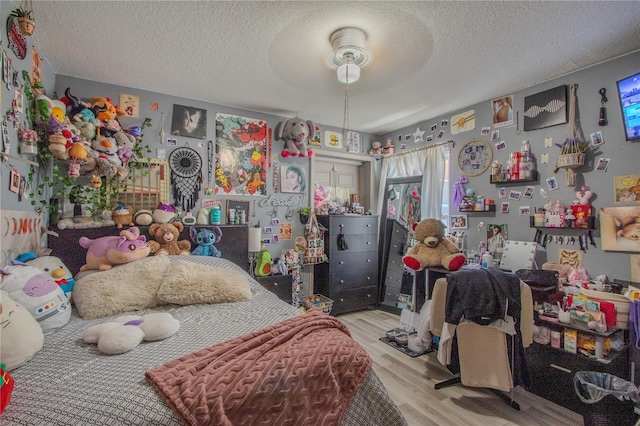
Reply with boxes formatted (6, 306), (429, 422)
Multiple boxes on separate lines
(256, 275), (292, 304)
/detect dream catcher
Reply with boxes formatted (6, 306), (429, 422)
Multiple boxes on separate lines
(169, 146), (202, 212)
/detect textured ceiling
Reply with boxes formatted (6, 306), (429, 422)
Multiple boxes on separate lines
(30, 1), (640, 135)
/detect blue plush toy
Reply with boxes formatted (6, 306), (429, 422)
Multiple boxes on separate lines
(189, 226), (222, 257)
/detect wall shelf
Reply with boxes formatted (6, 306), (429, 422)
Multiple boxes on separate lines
(529, 216), (596, 229)
(459, 205), (496, 213)
(490, 171), (538, 185)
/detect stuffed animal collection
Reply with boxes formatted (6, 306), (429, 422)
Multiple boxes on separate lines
(277, 116), (315, 158)
(83, 312), (180, 355)
(79, 227), (150, 271)
(148, 222), (191, 255)
(189, 226), (222, 257)
(41, 88), (138, 180)
(402, 218), (466, 271)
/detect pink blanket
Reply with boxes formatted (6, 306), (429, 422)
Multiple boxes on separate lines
(146, 309), (372, 425)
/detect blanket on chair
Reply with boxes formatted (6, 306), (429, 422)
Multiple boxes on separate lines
(146, 309), (372, 426)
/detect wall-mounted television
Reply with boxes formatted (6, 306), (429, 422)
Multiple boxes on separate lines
(616, 72), (640, 141)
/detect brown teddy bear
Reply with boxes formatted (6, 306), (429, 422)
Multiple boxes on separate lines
(402, 218), (466, 271)
(148, 222), (191, 256)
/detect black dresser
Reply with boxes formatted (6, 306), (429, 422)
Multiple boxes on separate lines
(313, 215), (379, 315)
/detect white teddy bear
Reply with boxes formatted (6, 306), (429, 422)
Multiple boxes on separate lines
(83, 312), (180, 355)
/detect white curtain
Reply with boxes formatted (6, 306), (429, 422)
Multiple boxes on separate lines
(376, 146), (446, 220)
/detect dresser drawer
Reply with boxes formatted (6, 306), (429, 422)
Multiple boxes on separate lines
(326, 233), (377, 254)
(331, 286), (377, 315)
(384, 268), (404, 287)
(323, 216), (378, 236)
(330, 251), (377, 274)
(256, 275), (292, 303)
(330, 268), (378, 292)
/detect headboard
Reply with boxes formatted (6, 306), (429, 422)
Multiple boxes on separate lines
(48, 224), (249, 276)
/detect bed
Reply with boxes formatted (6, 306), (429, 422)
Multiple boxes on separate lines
(2, 226), (407, 425)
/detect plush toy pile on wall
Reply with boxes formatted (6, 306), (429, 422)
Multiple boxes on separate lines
(0, 262), (72, 334)
(189, 226), (222, 257)
(402, 218), (466, 271)
(83, 312), (180, 355)
(277, 116), (315, 158)
(148, 222), (191, 255)
(0, 290), (44, 372)
(79, 227), (150, 271)
(37, 88), (145, 181)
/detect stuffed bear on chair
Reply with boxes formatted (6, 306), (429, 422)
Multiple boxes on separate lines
(402, 218), (466, 271)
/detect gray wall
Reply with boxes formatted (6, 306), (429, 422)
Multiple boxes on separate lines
(380, 51), (640, 282)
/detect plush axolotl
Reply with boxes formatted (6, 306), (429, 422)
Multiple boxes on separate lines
(79, 227), (150, 271)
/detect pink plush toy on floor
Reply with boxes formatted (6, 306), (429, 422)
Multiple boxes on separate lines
(79, 227), (150, 271)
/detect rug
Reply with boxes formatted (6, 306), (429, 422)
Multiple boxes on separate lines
(378, 336), (433, 358)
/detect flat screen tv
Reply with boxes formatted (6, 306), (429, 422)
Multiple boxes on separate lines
(616, 72), (640, 141)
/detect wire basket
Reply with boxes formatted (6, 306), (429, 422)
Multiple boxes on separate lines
(557, 152), (585, 169)
(304, 294), (333, 315)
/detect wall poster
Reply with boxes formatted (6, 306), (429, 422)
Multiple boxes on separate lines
(215, 113), (267, 196)
(523, 85), (567, 131)
(600, 206), (640, 252)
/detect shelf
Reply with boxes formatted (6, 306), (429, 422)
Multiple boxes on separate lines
(531, 341), (626, 365)
(529, 216), (596, 229)
(490, 171), (538, 185)
(537, 315), (620, 338)
(459, 205), (496, 213)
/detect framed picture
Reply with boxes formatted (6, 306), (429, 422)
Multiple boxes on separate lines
(519, 206), (531, 215)
(501, 202), (510, 213)
(600, 206), (640, 252)
(119, 93), (140, 118)
(226, 199), (250, 224)
(523, 85), (567, 131)
(171, 104), (207, 139)
(450, 214), (468, 230)
(9, 169), (20, 193)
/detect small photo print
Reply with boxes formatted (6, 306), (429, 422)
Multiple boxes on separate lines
(263, 238), (271, 245)
(426, 135), (434, 142)
(167, 138), (177, 146)
(271, 217), (280, 225)
(523, 186), (535, 198)
(590, 131), (604, 147)
(400, 143), (406, 150)
(519, 206), (531, 215)
(500, 202), (510, 213)
(405, 134), (411, 141)
(430, 123), (437, 132)
(546, 176), (559, 191)
(596, 157), (610, 172)
(509, 190), (522, 200)
(272, 235), (280, 244)
(450, 214), (468, 230)
(495, 140), (507, 151)
(498, 187), (507, 199)
(491, 130), (500, 142)
(481, 127), (491, 136)
(9, 169), (20, 193)
(441, 119), (449, 127)
(437, 130), (445, 138)
(263, 226), (273, 234)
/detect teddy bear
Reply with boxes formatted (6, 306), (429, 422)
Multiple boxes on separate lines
(402, 218), (466, 271)
(382, 138), (395, 156)
(148, 222), (191, 255)
(82, 312), (180, 355)
(277, 116), (315, 158)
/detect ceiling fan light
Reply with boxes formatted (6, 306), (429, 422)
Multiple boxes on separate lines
(337, 60), (360, 84)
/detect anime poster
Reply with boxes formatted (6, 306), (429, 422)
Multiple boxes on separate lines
(600, 206), (640, 252)
(215, 113), (268, 196)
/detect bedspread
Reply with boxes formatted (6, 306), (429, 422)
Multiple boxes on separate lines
(146, 308), (372, 426)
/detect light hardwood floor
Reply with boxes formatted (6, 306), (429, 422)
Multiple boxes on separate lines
(337, 309), (584, 426)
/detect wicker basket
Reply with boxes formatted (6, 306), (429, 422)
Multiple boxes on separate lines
(304, 294), (333, 315)
(557, 152), (585, 169)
